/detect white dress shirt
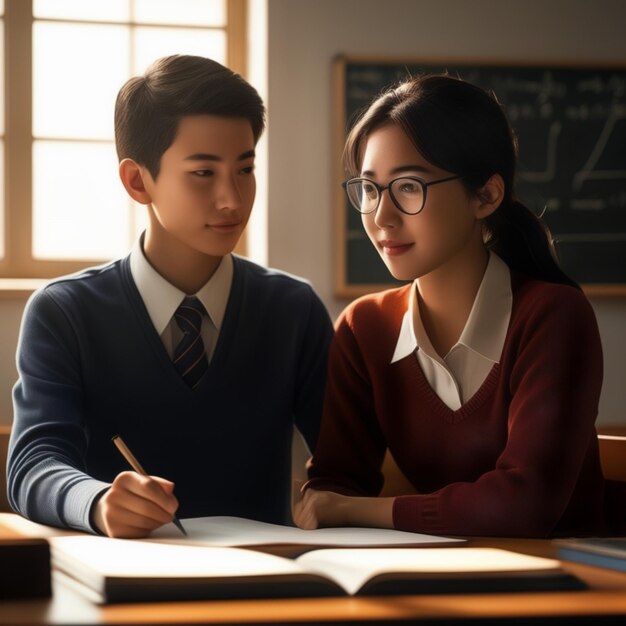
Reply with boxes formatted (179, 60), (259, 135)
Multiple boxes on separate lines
(129, 237), (233, 362)
(391, 252), (512, 410)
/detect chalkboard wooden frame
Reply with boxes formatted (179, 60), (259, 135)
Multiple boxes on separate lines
(333, 56), (626, 299)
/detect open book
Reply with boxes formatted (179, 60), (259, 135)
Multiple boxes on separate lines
(51, 536), (584, 604)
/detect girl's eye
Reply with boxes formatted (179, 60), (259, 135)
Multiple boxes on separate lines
(362, 183), (377, 198)
(240, 165), (255, 175)
(398, 181), (420, 193)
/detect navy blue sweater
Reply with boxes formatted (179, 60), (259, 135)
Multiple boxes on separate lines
(8, 255), (333, 532)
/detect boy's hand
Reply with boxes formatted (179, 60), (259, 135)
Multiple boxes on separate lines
(92, 471), (179, 538)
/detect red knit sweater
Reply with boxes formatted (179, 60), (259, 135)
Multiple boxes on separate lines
(307, 273), (605, 537)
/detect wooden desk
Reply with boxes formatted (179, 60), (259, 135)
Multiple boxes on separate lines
(2, 515), (626, 625)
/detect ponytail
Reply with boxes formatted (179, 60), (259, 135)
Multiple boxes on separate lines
(484, 199), (581, 290)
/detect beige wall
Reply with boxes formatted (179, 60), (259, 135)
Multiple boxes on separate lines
(1, 0), (624, 427)
(0, 296), (27, 425)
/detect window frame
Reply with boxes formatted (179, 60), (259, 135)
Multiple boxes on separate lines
(2, 0), (247, 279)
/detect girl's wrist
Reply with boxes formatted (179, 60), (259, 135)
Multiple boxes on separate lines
(340, 494), (395, 528)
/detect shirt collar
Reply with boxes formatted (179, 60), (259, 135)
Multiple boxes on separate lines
(391, 251), (512, 364)
(129, 236), (234, 335)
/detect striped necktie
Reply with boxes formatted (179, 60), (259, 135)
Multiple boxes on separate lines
(172, 296), (208, 389)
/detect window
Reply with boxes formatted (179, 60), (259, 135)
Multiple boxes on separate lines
(2, 0), (247, 278)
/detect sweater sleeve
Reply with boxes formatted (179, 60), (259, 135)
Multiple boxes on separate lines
(306, 310), (387, 496)
(292, 288), (334, 454)
(393, 287), (604, 537)
(8, 288), (110, 532)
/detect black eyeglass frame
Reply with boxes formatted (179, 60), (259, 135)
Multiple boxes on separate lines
(342, 174), (464, 216)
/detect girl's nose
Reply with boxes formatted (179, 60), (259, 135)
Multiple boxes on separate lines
(373, 188), (402, 229)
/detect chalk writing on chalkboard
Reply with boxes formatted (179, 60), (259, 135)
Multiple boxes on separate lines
(334, 58), (626, 298)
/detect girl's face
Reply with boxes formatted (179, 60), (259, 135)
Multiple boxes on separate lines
(359, 123), (485, 282)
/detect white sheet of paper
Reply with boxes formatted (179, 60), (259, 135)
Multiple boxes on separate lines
(51, 536), (303, 579)
(150, 516), (464, 547)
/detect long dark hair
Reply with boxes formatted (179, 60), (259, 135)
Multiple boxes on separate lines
(344, 74), (579, 289)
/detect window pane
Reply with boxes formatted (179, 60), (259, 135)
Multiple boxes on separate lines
(0, 23), (3, 135)
(34, 0), (129, 21)
(134, 26), (226, 73)
(134, 0), (225, 27)
(33, 22), (129, 139)
(0, 141), (4, 259)
(33, 141), (132, 260)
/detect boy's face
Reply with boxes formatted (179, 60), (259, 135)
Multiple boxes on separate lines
(141, 115), (256, 259)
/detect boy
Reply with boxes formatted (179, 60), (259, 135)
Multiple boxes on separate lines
(8, 55), (333, 538)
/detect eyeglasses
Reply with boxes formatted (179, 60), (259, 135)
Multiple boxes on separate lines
(342, 174), (464, 216)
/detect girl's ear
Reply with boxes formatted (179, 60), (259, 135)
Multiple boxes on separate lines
(119, 158), (153, 205)
(474, 174), (505, 219)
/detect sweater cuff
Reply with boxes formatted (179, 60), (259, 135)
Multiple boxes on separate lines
(393, 494), (442, 534)
(63, 478), (111, 534)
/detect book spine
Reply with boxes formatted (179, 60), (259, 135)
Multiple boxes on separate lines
(558, 548), (626, 573)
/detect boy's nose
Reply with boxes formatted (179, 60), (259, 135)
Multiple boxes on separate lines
(215, 177), (243, 210)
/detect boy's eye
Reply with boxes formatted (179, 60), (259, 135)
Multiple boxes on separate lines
(192, 170), (213, 177)
(240, 165), (255, 175)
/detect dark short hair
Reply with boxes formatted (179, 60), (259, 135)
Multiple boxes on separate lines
(114, 55), (266, 179)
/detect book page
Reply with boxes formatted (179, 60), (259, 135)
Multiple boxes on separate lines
(51, 536), (305, 580)
(296, 548), (563, 596)
(150, 516), (463, 547)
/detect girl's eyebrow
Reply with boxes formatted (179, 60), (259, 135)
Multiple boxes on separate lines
(361, 164), (433, 177)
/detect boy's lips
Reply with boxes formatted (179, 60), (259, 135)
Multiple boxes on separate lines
(206, 221), (242, 233)
(379, 240), (414, 256)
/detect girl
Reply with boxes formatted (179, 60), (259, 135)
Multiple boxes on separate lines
(295, 74), (605, 537)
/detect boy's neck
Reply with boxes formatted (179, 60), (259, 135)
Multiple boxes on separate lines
(142, 230), (223, 295)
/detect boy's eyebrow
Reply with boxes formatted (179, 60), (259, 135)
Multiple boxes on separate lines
(184, 150), (256, 162)
(361, 165), (433, 177)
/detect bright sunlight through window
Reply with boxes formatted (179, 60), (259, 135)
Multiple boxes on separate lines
(31, 0), (227, 261)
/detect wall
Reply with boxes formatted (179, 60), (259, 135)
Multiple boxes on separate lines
(0, 296), (27, 425)
(0, 0), (624, 427)
(263, 0), (626, 426)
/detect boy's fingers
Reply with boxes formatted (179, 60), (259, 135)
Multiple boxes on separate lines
(115, 472), (179, 515)
(150, 475), (176, 494)
(114, 491), (176, 525)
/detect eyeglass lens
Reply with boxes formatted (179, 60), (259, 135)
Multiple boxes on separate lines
(346, 178), (425, 214)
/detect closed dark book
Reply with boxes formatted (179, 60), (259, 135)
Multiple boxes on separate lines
(0, 537), (52, 599)
(556, 538), (626, 573)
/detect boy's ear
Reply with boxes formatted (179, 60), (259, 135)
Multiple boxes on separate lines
(119, 158), (153, 205)
(474, 174), (505, 219)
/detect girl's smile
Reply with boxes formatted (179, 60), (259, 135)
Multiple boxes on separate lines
(378, 239), (415, 256)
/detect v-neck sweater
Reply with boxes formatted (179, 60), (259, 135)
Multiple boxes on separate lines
(307, 272), (605, 537)
(9, 254), (333, 532)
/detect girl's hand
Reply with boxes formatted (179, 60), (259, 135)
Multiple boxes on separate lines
(92, 471), (179, 538)
(293, 488), (395, 530)
(293, 488), (346, 529)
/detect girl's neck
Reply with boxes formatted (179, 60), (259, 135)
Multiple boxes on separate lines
(416, 244), (490, 358)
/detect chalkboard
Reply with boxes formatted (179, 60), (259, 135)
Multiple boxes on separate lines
(333, 57), (626, 298)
